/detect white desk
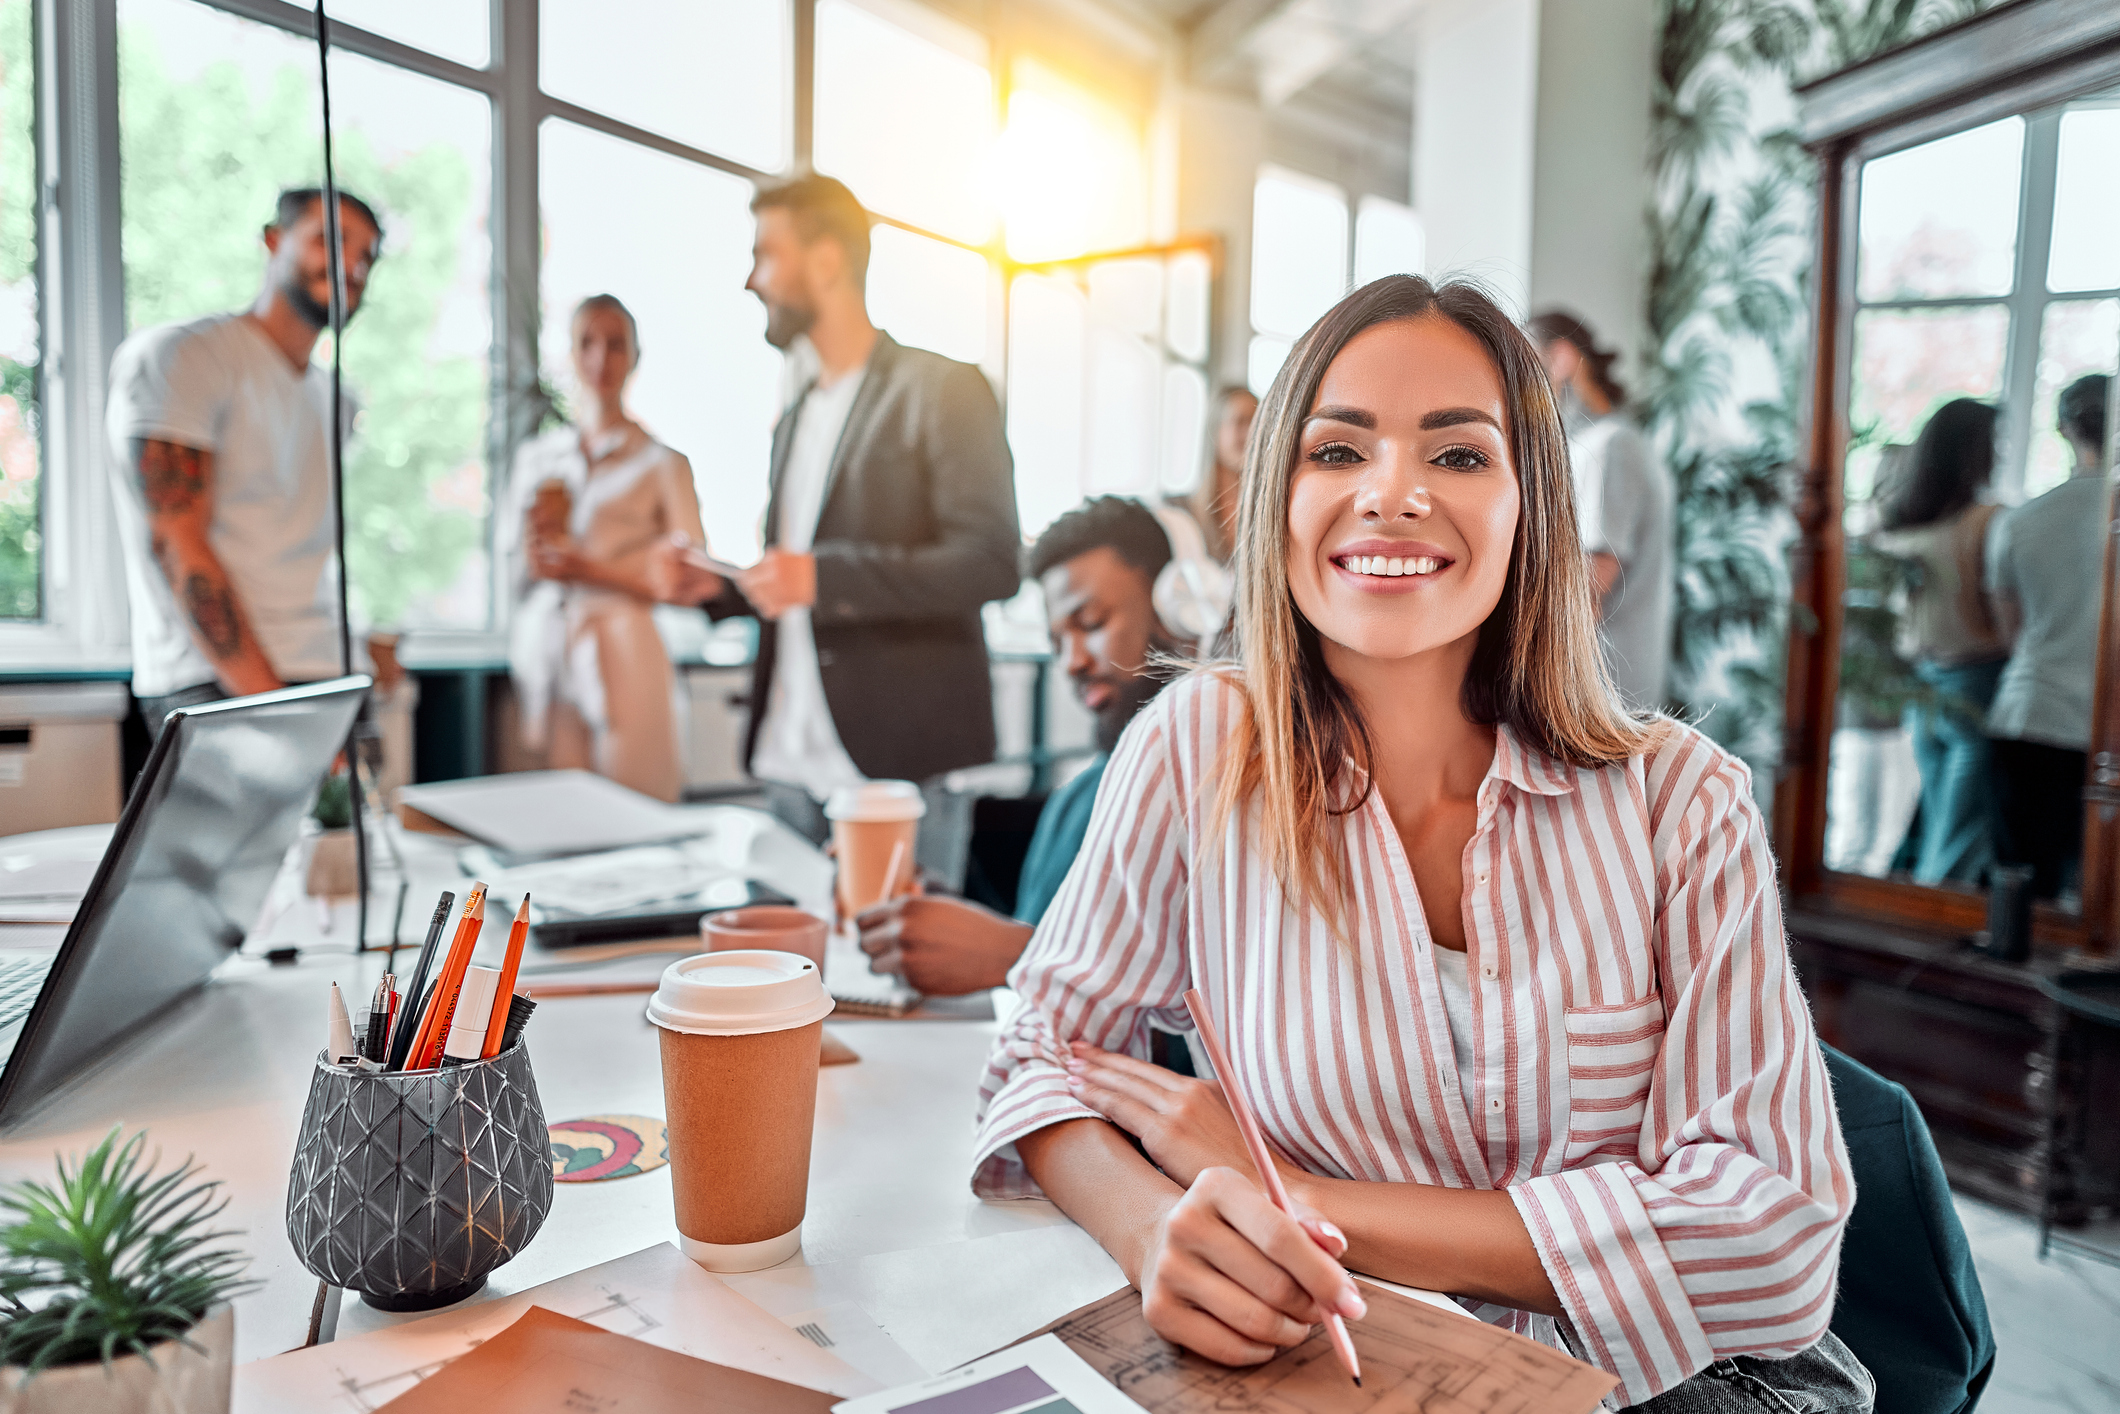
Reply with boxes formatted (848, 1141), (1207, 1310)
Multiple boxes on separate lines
(0, 809), (1121, 1375)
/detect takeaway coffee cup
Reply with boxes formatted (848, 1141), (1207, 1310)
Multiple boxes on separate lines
(701, 905), (829, 972)
(825, 781), (925, 920)
(647, 950), (834, 1272)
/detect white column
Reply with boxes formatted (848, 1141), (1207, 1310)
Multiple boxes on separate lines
(1528, 0), (1656, 360)
(1412, 0), (1541, 316)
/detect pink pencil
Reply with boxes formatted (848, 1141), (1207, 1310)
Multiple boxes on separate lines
(1182, 987), (1361, 1387)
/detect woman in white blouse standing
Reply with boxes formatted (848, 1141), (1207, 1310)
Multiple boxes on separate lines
(504, 295), (706, 801)
(972, 276), (1861, 1410)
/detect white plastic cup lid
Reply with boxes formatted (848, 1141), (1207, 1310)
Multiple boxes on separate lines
(645, 950), (834, 1036)
(823, 780), (926, 823)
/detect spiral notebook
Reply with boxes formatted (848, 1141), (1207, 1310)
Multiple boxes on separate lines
(823, 924), (922, 1017)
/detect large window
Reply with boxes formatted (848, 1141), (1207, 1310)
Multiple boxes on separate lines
(1827, 92), (2120, 888)
(118, 0), (493, 630)
(538, 120), (780, 563)
(4, 0), (1196, 656)
(0, 0), (38, 620)
(1247, 172), (1422, 396)
(1849, 104), (2120, 505)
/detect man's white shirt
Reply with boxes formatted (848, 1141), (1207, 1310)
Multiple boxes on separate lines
(749, 365), (870, 799)
(105, 313), (342, 697)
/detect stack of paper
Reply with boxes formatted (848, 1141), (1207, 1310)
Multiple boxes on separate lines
(233, 1244), (878, 1413)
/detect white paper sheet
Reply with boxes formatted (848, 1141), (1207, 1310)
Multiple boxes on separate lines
(728, 1225), (1128, 1378)
(233, 1243), (879, 1413)
(831, 1333), (1145, 1414)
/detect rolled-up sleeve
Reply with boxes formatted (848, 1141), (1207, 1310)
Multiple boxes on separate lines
(1510, 756), (1853, 1405)
(972, 697), (1194, 1199)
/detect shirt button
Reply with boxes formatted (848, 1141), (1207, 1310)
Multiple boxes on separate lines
(1482, 964), (1498, 980)
(1476, 872), (1489, 884)
(1489, 1098), (1504, 1112)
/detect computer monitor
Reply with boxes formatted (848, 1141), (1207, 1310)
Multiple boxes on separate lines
(0, 676), (369, 1127)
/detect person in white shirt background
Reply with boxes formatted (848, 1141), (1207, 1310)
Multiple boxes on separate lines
(105, 188), (383, 733)
(1985, 371), (2112, 901)
(1529, 309), (1673, 711)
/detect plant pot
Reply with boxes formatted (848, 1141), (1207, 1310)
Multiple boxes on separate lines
(302, 827), (359, 899)
(0, 1303), (232, 1414)
(285, 1042), (553, 1311)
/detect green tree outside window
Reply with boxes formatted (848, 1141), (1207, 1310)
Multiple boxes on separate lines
(116, 19), (488, 630)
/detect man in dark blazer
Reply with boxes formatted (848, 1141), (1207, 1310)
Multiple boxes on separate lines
(657, 176), (1019, 860)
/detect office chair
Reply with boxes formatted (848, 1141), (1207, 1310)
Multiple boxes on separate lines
(1824, 1043), (1995, 1414)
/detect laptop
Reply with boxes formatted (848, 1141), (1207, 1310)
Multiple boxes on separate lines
(0, 676), (369, 1127)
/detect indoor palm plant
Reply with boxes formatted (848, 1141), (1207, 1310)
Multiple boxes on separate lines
(0, 1129), (251, 1414)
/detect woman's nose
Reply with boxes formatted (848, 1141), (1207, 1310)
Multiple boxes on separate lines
(1355, 453), (1433, 522)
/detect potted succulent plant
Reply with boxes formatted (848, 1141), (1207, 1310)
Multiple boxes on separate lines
(302, 771), (360, 899)
(0, 1130), (251, 1414)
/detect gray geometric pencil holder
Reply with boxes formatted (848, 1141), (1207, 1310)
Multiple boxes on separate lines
(284, 1041), (554, 1311)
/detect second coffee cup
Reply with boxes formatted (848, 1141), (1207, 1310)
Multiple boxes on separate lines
(701, 905), (829, 971)
(825, 781), (925, 919)
(646, 950), (833, 1272)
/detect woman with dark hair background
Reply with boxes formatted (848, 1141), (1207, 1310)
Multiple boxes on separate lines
(1529, 311), (1672, 709)
(1871, 397), (2008, 886)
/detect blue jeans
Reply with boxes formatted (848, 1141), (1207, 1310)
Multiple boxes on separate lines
(1899, 658), (2005, 886)
(1622, 1331), (1874, 1412)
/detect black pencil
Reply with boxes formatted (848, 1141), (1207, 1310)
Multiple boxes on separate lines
(387, 891), (454, 1071)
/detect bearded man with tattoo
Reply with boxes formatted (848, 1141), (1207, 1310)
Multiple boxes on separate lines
(105, 188), (383, 732)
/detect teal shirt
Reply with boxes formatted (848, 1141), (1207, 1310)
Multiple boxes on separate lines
(1014, 753), (1108, 926)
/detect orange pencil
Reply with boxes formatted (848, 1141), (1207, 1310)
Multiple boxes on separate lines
(481, 895), (531, 1058)
(409, 883), (486, 1069)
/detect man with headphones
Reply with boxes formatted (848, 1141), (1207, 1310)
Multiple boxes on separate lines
(856, 496), (1189, 996)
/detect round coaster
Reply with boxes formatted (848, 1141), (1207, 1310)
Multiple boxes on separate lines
(549, 1114), (669, 1182)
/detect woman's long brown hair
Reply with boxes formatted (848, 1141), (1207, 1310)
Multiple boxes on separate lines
(1207, 275), (1658, 930)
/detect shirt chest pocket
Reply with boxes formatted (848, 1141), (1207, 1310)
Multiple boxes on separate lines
(1562, 994), (1664, 1164)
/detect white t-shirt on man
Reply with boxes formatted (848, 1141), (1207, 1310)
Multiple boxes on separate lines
(105, 313), (343, 697)
(749, 366), (869, 800)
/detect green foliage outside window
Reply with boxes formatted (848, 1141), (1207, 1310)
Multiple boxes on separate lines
(116, 26), (487, 629)
(0, 0), (41, 621)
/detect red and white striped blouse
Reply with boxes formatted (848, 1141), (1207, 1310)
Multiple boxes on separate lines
(972, 671), (1852, 1406)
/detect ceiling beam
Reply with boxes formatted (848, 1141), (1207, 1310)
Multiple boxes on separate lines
(1184, 0), (1292, 87)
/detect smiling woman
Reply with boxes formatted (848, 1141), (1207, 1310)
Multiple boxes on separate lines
(976, 277), (1867, 1409)
(1223, 277), (1641, 929)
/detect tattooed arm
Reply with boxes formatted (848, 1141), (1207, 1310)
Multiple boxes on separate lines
(132, 439), (282, 696)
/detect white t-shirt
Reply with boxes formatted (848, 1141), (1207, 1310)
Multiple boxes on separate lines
(105, 313), (342, 697)
(1430, 945), (1479, 1117)
(1986, 474), (2106, 751)
(1567, 404), (1673, 709)
(750, 367), (869, 799)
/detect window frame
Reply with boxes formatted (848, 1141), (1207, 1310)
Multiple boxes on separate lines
(2, 0), (1210, 666)
(1849, 104), (2120, 502)
(1779, 0), (2120, 954)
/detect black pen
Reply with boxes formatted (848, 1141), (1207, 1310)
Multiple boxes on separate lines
(388, 892), (454, 1071)
(364, 974), (393, 1062)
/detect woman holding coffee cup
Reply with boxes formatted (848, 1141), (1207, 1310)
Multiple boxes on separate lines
(503, 294), (707, 802)
(969, 278), (1861, 1409)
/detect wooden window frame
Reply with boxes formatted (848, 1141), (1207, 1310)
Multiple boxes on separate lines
(1775, 0), (2120, 954)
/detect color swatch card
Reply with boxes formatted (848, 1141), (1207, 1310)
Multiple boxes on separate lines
(832, 1334), (1145, 1414)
